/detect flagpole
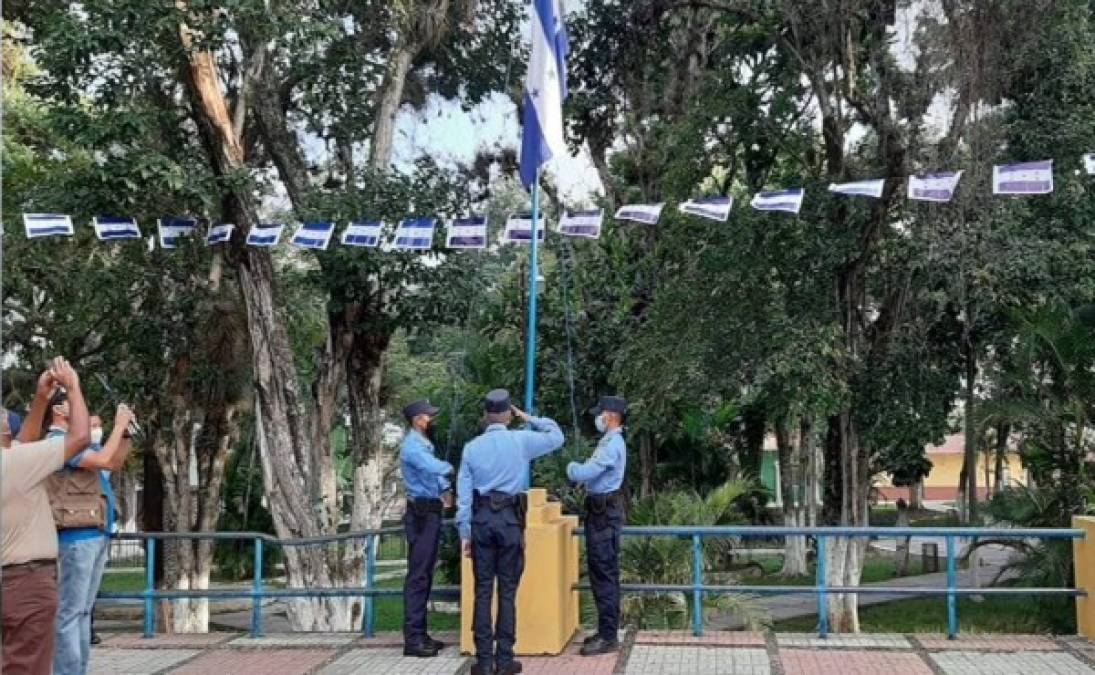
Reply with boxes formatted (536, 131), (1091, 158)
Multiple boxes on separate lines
(523, 170), (541, 488)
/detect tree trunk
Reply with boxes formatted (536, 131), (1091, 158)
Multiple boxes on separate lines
(638, 433), (656, 499)
(370, 44), (415, 170)
(962, 335), (978, 523)
(777, 420), (808, 577)
(993, 422), (1009, 493)
(909, 480), (923, 511)
(822, 410), (870, 632)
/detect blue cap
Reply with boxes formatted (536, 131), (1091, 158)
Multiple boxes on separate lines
(593, 395), (627, 416)
(403, 399), (439, 422)
(483, 389), (511, 414)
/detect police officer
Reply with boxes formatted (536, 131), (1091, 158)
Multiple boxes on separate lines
(567, 395), (627, 656)
(399, 399), (454, 658)
(456, 389), (564, 675)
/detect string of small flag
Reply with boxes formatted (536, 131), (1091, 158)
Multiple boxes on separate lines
(19, 156), (1095, 244)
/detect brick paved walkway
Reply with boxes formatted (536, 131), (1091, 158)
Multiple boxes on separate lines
(89, 630), (1095, 674)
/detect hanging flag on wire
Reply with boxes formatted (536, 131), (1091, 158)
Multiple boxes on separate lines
(446, 216), (488, 249)
(750, 188), (804, 214)
(290, 222), (335, 250)
(614, 203), (664, 225)
(828, 179), (885, 198)
(157, 217), (197, 248)
(247, 222), (285, 247)
(205, 223), (234, 246)
(23, 213), (74, 238)
(342, 220), (383, 247)
(993, 160), (1053, 195)
(519, 0), (569, 187)
(394, 217), (436, 250)
(92, 216), (141, 240)
(908, 171), (963, 202)
(558, 209), (603, 238)
(1083, 153), (1095, 175)
(679, 196), (733, 222)
(503, 213), (547, 244)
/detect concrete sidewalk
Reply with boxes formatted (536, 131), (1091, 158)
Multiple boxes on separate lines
(88, 630), (1095, 674)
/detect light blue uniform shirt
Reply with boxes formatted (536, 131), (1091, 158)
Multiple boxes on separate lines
(456, 417), (564, 540)
(567, 428), (627, 495)
(400, 429), (453, 500)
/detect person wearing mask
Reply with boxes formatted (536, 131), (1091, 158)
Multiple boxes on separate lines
(2, 357), (91, 675)
(399, 399), (454, 658)
(567, 396), (628, 656)
(456, 390), (564, 675)
(45, 393), (136, 675)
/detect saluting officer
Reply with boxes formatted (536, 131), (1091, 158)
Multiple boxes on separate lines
(567, 395), (628, 656)
(456, 389), (564, 675)
(399, 399), (454, 658)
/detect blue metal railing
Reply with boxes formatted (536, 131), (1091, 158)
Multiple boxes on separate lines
(569, 525), (1086, 639)
(99, 525), (1085, 641)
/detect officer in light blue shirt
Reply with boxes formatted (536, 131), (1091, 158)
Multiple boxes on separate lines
(567, 395), (628, 656)
(399, 399), (453, 658)
(456, 389), (564, 675)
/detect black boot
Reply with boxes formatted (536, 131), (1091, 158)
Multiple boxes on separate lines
(580, 636), (620, 656)
(496, 661), (523, 674)
(403, 641), (441, 658)
(425, 634), (444, 650)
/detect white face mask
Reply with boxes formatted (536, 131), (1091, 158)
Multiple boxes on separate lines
(90, 428), (103, 445)
(595, 413), (608, 434)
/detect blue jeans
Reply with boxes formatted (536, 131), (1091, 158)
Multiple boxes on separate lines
(54, 536), (108, 675)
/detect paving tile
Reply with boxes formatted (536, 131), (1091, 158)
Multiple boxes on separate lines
(227, 632), (357, 648)
(930, 650), (1095, 674)
(102, 632), (239, 648)
(520, 638), (619, 675)
(623, 645), (770, 674)
(776, 632), (911, 649)
(89, 648), (200, 674)
(170, 648), (337, 674)
(917, 634), (1062, 651)
(319, 647), (467, 674)
(780, 648), (932, 675)
(634, 630), (766, 646)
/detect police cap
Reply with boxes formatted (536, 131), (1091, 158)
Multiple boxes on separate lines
(483, 388), (512, 413)
(593, 395), (627, 416)
(403, 399), (440, 423)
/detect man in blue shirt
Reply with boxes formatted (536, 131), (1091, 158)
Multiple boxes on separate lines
(567, 395), (628, 656)
(456, 389), (564, 675)
(399, 399), (454, 658)
(46, 392), (135, 675)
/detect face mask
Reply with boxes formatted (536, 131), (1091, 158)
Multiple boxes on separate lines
(595, 413), (608, 434)
(90, 428), (103, 445)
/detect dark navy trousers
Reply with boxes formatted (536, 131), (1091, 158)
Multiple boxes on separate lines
(402, 505), (442, 645)
(585, 502), (622, 641)
(470, 505), (525, 670)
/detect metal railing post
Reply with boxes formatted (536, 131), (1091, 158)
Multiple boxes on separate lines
(692, 534), (703, 636)
(252, 537), (264, 638)
(946, 535), (958, 639)
(816, 535), (828, 639)
(365, 534), (377, 638)
(143, 537), (155, 638)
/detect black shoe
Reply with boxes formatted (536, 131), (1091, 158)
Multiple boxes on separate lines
(496, 661), (523, 674)
(90, 632), (102, 646)
(470, 664), (493, 675)
(403, 642), (441, 658)
(425, 634), (444, 650)
(581, 633), (599, 646)
(580, 636), (619, 656)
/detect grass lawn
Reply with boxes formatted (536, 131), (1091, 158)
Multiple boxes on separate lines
(747, 554), (926, 586)
(99, 570), (146, 593)
(774, 596), (1062, 634)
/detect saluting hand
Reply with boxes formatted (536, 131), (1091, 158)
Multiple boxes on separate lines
(510, 405), (530, 423)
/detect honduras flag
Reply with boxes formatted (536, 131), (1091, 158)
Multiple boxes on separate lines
(206, 223), (234, 246)
(750, 188), (804, 214)
(157, 217), (197, 248)
(342, 220), (383, 247)
(446, 216), (489, 249)
(92, 216), (141, 240)
(246, 222), (285, 247)
(679, 196), (733, 222)
(519, 0), (569, 188)
(1082, 153), (1094, 176)
(23, 214), (74, 238)
(290, 222), (335, 250)
(394, 217), (436, 250)
(828, 179), (885, 198)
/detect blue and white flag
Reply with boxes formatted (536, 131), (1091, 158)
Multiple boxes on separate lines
(750, 188), (804, 214)
(614, 203), (664, 225)
(519, 0), (569, 187)
(92, 216), (141, 240)
(679, 196), (733, 222)
(1083, 153), (1094, 176)
(23, 213), (74, 238)
(558, 209), (603, 238)
(994, 160), (1053, 195)
(247, 222), (285, 247)
(828, 179), (885, 199)
(205, 223), (234, 246)
(446, 216), (488, 249)
(394, 217), (436, 250)
(908, 171), (962, 202)
(342, 220), (383, 247)
(157, 217), (197, 248)
(291, 222), (335, 250)
(503, 213), (547, 244)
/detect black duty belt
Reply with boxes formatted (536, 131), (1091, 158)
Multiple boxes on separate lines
(407, 497), (444, 515)
(585, 490), (623, 513)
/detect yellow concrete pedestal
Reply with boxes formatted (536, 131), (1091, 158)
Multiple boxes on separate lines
(1075, 516), (1095, 639)
(460, 488), (579, 656)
